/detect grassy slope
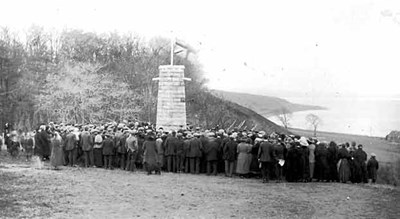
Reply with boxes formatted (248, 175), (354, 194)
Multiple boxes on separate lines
(212, 89), (326, 116)
(1, 153), (400, 218)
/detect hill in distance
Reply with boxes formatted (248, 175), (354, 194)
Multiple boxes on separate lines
(186, 90), (290, 135)
(211, 90), (326, 117)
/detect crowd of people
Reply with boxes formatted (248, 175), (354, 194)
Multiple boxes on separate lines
(2, 121), (379, 184)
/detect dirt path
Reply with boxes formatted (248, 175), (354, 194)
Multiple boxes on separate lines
(1, 152), (400, 218)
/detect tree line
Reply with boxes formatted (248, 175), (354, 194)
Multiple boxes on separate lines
(0, 26), (263, 133)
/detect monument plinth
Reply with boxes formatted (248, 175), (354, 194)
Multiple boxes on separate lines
(153, 65), (191, 131)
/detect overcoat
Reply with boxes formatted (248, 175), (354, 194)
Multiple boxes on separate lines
(188, 138), (203, 158)
(258, 141), (275, 162)
(222, 139), (238, 161)
(64, 132), (77, 151)
(102, 137), (115, 155)
(367, 157), (379, 180)
(204, 138), (220, 161)
(143, 140), (158, 167)
(236, 142), (252, 174)
(80, 131), (93, 151)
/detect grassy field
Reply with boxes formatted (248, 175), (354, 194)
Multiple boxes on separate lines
(1, 152), (400, 218)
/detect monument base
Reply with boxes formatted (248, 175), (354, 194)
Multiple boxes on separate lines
(153, 65), (190, 132)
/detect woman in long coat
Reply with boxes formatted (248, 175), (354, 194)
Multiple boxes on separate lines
(337, 144), (351, 183)
(50, 132), (64, 169)
(143, 133), (160, 174)
(327, 141), (339, 182)
(236, 138), (252, 177)
(315, 142), (329, 182)
(285, 143), (301, 182)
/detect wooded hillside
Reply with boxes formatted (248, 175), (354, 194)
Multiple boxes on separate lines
(0, 26), (288, 134)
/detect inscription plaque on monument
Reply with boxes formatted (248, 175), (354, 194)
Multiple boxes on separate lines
(153, 65), (191, 131)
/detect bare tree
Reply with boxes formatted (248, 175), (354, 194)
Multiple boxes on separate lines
(274, 107), (292, 130)
(306, 114), (322, 137)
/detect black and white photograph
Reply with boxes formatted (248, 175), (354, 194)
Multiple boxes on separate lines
(0, 0), (399, 218)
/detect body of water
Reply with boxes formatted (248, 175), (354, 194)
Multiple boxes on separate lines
(267, 96), (400, 137)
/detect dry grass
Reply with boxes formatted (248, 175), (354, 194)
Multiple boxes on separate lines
(1, 151), (400, 218)
(378, 159), (400, 186)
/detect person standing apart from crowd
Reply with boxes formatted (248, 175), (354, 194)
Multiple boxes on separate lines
(8, 131), (20, 158)
(50, 132), (64, 170)
(21, 132), (35, 161)
(367, 153), (379, 183)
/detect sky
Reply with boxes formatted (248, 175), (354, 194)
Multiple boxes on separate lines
(1, 0), (400, 100)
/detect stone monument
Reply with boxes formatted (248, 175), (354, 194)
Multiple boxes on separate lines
(152, 39), (191, 131)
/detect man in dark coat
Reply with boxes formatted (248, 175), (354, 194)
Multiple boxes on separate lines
(367, 153), (379, 183)
(102, 133), (115, 169)
(125, 130), (138, 171)
(274, 140), (287, 182)
(164, 131), (179, 172)
(188, 133), (203, 174)
(353, 144), (368, 183)
(114, 128), (127, 170)
(36, 125), (51, 161)
(176, 133), (185, 173)
(258, 136), (276, 183)
(327, 141), (339, 182)
(183, 134), (192, 173)
(64, 128), (78, 167)
(204, 133), (220, 176)
(314, 142), (329, 182)
(223, 135), (238, 177)
(80, 126), (93, 167)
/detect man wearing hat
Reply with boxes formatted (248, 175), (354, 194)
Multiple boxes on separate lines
(164, 130), (179, 172)
(125, 129), (138, 171)
(103, 132), (115, 169)
(80, 126), (94, 168)
(223, 133), (238, 177)
(183, 133), (192, 173)
(187, 133), (203, 174)
(114, 127), (126, 170)
(64, 128), (78, 167)
(204, 132), (220, 176)
(258, 135), (276, 183)
(176, 133), (185, 173)
(367, 153), (379, 183)
(92, 129), (104, 168)
(353, 144), (368, 183)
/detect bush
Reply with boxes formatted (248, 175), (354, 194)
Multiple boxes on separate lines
(377, 159), (400, 186)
